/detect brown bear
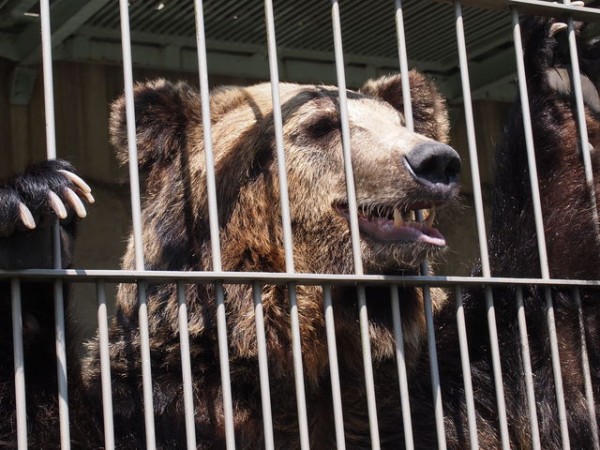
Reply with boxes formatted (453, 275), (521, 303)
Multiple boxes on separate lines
(79, 68), (459, 449)
(0, 14), (598, 450)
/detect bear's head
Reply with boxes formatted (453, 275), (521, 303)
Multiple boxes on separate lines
(109, 73), (460, 380)
(111, 72), (460, 278)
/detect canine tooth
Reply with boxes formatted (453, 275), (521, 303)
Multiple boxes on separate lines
(550, 22), (568, 37)
(48, 191), (68, 219)
(58, 170), (92, 194)
(409, 210), (416, 222)
(393, 208), (404, 227)
(64, 187), (87, 218)
(426, 209), (436, 227)
(18, 202), (36, 229)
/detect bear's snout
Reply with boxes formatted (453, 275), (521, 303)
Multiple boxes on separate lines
(404, 142), (461, 192)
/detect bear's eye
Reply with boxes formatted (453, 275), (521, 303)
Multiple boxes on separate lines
(306, 116), (340, 138)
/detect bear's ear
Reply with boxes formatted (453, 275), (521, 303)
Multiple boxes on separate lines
(359, 71), (450, 144)
(209, 86), (254, 121)
(110, 79), (200, 171)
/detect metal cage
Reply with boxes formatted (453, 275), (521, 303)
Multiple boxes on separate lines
(1, 1), (599, 449)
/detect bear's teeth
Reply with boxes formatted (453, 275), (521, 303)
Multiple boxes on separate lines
(425, 209), (436, 227)
(393, 208), (404, 227)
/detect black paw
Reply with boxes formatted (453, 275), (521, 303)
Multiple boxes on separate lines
(522, 12), (600, 112)
(0, 159), (93, 237)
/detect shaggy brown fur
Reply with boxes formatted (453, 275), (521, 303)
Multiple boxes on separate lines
(79, 70), (458, 449)
(0, 15), (598, 450)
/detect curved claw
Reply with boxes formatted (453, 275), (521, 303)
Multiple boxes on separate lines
(58, 169), (92, 194)
(18, 202), (36, 229)
(550, 22), (568, 37)
(48, 190), (68, 219)
(64, 187), (87, 218)
(80, 191), (95, 204)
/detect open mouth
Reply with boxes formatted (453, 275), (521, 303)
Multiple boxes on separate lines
(334, 202), (446, 247)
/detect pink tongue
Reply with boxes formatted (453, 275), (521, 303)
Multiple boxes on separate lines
(358, 217), (447, 247)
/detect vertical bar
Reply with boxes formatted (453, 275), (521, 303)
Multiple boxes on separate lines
(192, 2), (235, 447)
(390, 286), (414, 450)
(515, 287), (541, 450)
(117, 0), (156, 447)
(573, 289), (600, 450)
(331, 2), (380, 448)
(563, 13), (600, 444)
(263, 1), (310, 447)
(177, 282), (197, 450)
(563, 0), (600, 239)
(11, 278), (27, 450)
(253, 283), (275, 450)
(512, 11), (570, 449)
(394, 3), (445, 446)
(97, 282), (115, 450)
(454, 286), (478, 450)
(423, 287), (445, 450)
(454, 3), (510, 448)
(39, 1), (71, 447)
(323, 285), (346, 450)
(394, 0), (414, 131)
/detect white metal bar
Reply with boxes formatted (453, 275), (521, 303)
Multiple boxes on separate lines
(288, 284), (310, 449)
(561, 19), (600, 442)
(390, 286), (414, 450)
(454, 286), (478, 450)
(454, 4), (509, 447)
(393, 2), (445, 445)
(422, 286), (446, 450)
(515, 287), (541, 450)
(323, 285), (346, 450)
(512, 10), (570, 449)
(3, 269), (600, 288)
(97, 282), (115, 450)
(39, 0), (56, 161)
(563, 0), (600, 246)
(192, 3), (236, 447)
(263, 1), (310, 447)
(11, 278), (27, 450)
(177, 282), (197, 450)
(394, 0), (414, 132)
(39, 1), (71, 447)
(253, 283), (275, 450)
(53, 279), (70, 449)
(331, 2), (380, 448)
(356, 286), (380, 449)
(330, 0), (364, 276)
(573, 288), (600, 450)
(117, 0), (156, 446)
(544, 287), (570, 449)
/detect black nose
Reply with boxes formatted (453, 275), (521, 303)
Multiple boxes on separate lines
(404, 142), (461, 186)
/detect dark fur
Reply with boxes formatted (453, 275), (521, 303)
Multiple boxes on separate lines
(414, 17), (600, 449)
(0, 160), (102, 448)
(0, 16), (597, 450)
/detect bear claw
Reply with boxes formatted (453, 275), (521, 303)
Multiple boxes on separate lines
(550, 22), (568, 36)
(48, 191), (68, 219)
(18, 202), (36, 230)
(64, 187), (87, 218)
(58, 169), (92, 194)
